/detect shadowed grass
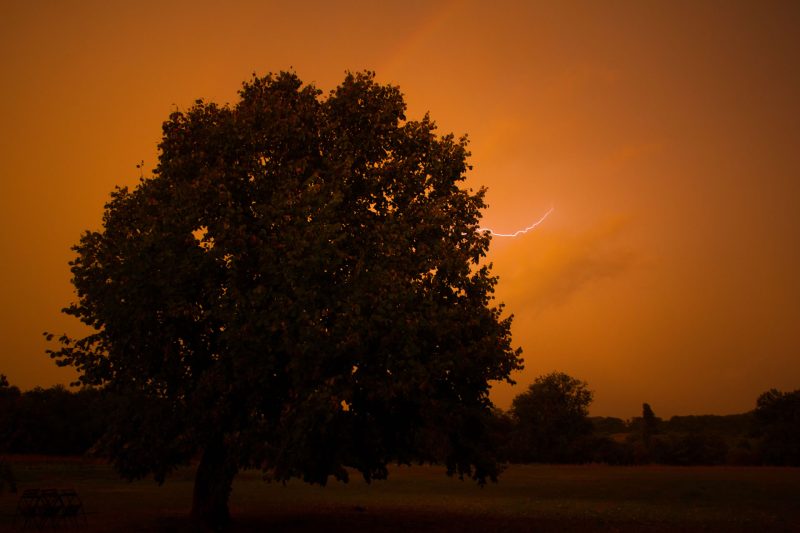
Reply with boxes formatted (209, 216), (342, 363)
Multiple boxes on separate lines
(1, 458), (798, 531)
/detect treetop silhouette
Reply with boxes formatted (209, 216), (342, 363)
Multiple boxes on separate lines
(47, 71), (522, 527)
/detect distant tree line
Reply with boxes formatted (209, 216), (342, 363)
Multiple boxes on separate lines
(1, 373), (798, 466)
(488, 372), (799, 467)
(0, 375), (109, 455)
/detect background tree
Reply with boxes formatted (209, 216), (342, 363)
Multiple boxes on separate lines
(625, 402), (662, 463)
(508, 372), (593, 463)
(641, 402), (659, 448)
(0, 375), (18, 494)
(0, 376), (20, 401)
(754, 388), (800, 466)
(0, 375), (21, 453)
(0, 384), (107, 456)
(47, 71), (522, 527)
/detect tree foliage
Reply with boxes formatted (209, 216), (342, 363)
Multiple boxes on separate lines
(508, 372), (593, 463)
(754, 388), (800, 466)
(0, 374), (19, 399)
(641, 402), (659, 447)
(47, 71), (522, 526)
(0, 384), (106, 456)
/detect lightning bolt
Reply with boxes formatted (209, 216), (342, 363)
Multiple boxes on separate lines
(477, 206), (554, 237)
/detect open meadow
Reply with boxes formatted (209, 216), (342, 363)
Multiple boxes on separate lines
(1, 457), (799, 532)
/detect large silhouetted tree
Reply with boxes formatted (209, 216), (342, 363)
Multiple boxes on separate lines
(47, 71), (522, 527)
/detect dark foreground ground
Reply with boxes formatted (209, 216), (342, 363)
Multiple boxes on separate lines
(1, 457), (799, 532)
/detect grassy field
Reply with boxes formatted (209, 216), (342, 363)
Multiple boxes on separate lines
(1, 457), (799, 531)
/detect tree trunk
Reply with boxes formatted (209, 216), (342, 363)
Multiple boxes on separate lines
(191, 436), (237, 530)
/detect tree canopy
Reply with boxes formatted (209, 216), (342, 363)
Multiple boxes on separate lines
(641, 402), (659, 447)
(47, 71), (522, 526)
(508, 372), (593, 463)
(754, 388), (800, 466)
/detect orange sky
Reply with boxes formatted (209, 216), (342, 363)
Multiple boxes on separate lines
(1, 1), (798, 417)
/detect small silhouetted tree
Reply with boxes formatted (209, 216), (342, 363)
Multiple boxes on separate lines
(642, 402), (658, 447)
(754, 388), (800, 465)
(508, 372), (593, 463)
(0, 375), (19, 399)
(0, 375), (21, 454)
(0, 375), (18, 494)
(47, 71), (522, 528)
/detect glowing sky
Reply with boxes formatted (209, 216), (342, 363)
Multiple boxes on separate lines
(1, 1), (798, 417)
